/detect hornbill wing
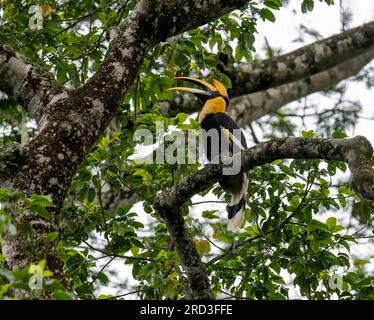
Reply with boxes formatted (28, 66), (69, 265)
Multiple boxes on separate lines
(212, 113), (248, 231)
(220, 126), (246, 152)
(214, 113), (247, 151)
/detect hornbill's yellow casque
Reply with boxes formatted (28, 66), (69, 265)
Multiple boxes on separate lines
(168, 77), (248, 230)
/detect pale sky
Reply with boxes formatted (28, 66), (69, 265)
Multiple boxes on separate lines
(254, 0), (374, 139)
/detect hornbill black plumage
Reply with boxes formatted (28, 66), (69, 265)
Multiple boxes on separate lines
(168, 77), (248, 230)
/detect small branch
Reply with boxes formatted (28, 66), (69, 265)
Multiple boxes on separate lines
(97, 180), (115, 253)
(49, 0), (119, 39)
(103, 288), (153, 300)
(82, 240), (161, 263)
(206, 198), (309, 267)
(77, 256), (116, 296)
(216, 288), (251, 300)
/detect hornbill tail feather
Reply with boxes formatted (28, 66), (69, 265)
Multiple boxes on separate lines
(227, 174), (248, 231)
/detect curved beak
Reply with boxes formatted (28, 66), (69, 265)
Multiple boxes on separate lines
(167, 76), (217, 101)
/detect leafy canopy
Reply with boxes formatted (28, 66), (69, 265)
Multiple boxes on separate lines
(0, 0), (373, 300)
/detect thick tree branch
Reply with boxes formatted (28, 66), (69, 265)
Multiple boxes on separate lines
(81, 0), (248, 114)
(1, 0), (372, 300)
(0, 0), (251, 209)
(0, 44), (63, 120)
(156, 136), (374, 212)
(114, 46), (374, 211)
(159, 21), (374, 118)
(229, 47), (374, 126)
(226, 21), (374, 96)
(0, 0), (250, 296)
(153, 202), (214, 300)
(11, 0), (250, 205)
(154, 136), (374, 298)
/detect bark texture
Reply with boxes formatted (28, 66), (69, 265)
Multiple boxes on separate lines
(229, 47), (374, 126)
(0, 0), (249, 298)
(0, 0), (373, 300)
(155, 136), (374, 216)
(0, 44), (64, 120)
(226, 21), (374, 96)
(154, 201), (215, 299)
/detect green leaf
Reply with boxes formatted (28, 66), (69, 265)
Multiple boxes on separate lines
(130, 238), (144, 248)
(46, 232), (58, 242)
(332, 131), (348, 138)
(270, 261), (281, 274)
(326, 217), (336, 231)
(28, 194), (54, 207)
(340, 240), (351, 252)
(97, 294), (113, 300)
(164, 278), (178, 299)
(259, 8), (276, 22)
(202, 210), (219, 219)
(194, 239), (211, 256)
(87, 188), (96, 203)
(311, 240), (320, 252)
(264, 0), (282, 10)
(0, 284), (11, 298)
(57, 69), (68, 83)
(28, 205), (52, 220)
(53, 290), (75, 300)
(301, 0), (315, 13)
(353, 259), (370, 268)
(301, 130), (315, 139)
(331, 225), (344, 233)
(175, 113), (188, 124)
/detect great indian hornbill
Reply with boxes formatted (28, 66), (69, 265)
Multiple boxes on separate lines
(168, 77), (248, 230)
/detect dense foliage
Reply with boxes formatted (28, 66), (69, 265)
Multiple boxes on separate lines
(0, 0), (373, 300)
